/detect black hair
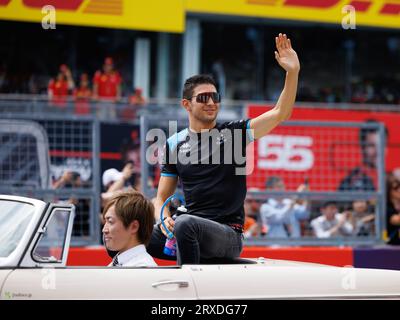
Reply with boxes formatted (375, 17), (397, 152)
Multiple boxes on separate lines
(359, 119), (388, 147)
(265, 176), (283, 189)
(182, 74), (217, 100)
(320, 201), (337, 209)
(120, 139), (140, 164)
(359, 119), (388, 166)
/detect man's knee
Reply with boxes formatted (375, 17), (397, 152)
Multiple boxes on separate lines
(174, 214), (198, 237)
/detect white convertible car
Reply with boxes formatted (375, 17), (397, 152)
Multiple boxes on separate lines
(1, 194), (400, 300)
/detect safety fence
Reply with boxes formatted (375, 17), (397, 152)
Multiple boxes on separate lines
(0, 96), (391, 246)
(0, 110), (101, 245)
(140, 114), (386, 246)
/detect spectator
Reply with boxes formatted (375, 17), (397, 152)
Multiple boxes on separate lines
(129, 87), (146, 106)
(52, 170), (80, 189)
(93, 57), (122, 119)
(244, 194), (262, 238)
(243, 208), (257, 239)
(48, 64), (75, 107)
(386, 173), (400, 245)
(311, 201), (353, 238)
(338, 119), (387, 191)
(102, 190), (157, 267)
(260, 176), (309, 238)
(348, 200), (375, 236)
(244, 189), (267, 238)
(120, 87), (146, 120)
(52, 171), (90, 236)
(73, 73), (92, 115)
(93, 57), (122, 102)
(101, 163), (135, 206)
(120, 140), (147, 191)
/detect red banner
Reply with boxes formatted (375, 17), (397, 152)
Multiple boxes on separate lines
(246, 105), (400, 191)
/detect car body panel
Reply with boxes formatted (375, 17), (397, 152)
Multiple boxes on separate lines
(2, 267), (196, 300)
(186, 263), (400, 299)
(1, 194), (400, 300)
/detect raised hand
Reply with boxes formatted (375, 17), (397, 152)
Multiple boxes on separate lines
(275, 33), (300, 73)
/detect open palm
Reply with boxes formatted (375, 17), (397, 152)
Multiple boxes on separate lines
(275, 33), (300, 73)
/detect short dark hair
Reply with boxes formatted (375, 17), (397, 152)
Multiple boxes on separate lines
(359, 119), (388, 147)
(320, 201), (337, 209)
(182, 74), (217, 100)
(265, 176), (283, 189)
(103, 190), (154, 245)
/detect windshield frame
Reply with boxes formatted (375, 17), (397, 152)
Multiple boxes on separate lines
(0, 195), (47, 268)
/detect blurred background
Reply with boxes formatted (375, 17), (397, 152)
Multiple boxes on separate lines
(0, 0), (399, 269)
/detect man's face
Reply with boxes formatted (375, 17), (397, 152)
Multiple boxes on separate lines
(352, 200), (367, 214)
(322, 204), (338, 221)
(184, 84), (220, 124)
(363, 132), (378, 168)
(103, 63), (114, 74)
(271, 180), (285, 191)
(102, 205), (132, 252)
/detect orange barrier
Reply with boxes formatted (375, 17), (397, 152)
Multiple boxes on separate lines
(67, 246), (353, 267)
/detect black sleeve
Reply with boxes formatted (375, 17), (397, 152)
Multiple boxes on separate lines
(160, 142), (178, 178)
(225, 119), (254, 147)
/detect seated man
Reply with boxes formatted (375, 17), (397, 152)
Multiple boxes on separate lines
(102, 190), (157, 267)
(147, 34), (300, 265)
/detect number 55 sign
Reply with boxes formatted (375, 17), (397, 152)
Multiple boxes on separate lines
(258, 135), (314, 171)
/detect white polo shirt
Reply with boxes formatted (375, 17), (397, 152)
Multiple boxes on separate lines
(109, 244), (157, 267)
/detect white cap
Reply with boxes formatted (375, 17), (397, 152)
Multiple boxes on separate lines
(102, 168), (123, 187)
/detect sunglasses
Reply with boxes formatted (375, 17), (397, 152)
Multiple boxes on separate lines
(191, 92), (221, 104)
(391, 183), (400, 190)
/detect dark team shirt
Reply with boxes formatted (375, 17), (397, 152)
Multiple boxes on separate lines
(161, 119), (254, 227)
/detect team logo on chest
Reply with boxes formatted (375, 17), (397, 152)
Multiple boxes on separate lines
(179, 142), (191, 154)
(216, 130), (228, 145)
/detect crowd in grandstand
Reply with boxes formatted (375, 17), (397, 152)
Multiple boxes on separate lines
(2, 60), (398, 105)
(242, 171), (400, 242)
(40, 57), (146, 111)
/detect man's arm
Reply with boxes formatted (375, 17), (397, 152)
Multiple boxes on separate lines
(107, 163), (134, 193)
(154, 176), (178, 236)
(260, 201), (295, 225)
(311, 218), (332, 238)
(250, 33), (300, 140)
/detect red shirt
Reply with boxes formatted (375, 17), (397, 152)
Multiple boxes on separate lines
(73, 87), (92, 115)
(93, 71), (121, 99)
(74, 87), (92, 100)
(48, 79), (69, 97)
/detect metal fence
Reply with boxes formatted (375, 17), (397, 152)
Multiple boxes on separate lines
(0, 95), (390, 246)
(140, 114), (386, 246)
(0, 109), (101, 246)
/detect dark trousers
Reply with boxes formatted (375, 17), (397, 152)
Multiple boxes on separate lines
(146, 214), (243, 265)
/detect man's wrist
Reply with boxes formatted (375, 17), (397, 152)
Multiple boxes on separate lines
(286, 69), (300, 76)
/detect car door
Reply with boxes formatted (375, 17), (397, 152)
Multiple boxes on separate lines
(2, 202), (197, 299)
(3, 267), (197, 299)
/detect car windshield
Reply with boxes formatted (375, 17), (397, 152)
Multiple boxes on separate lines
(0, 200), (35, 258)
